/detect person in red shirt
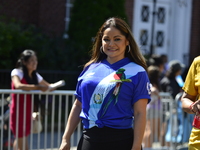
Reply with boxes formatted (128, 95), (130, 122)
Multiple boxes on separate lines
(11, 50), (52, 150)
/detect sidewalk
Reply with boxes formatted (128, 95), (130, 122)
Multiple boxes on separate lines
(44, 147), (77, 150)
(29, 131), (79, 150)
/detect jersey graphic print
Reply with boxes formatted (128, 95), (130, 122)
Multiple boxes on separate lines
(88, 71), (116, 128)
(88, 63), (135, 128)
(102, 68), (131, 117)
(93, 93), (103, 104)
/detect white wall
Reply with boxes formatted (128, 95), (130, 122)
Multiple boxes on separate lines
(168, 0), (192, 66)
(132, 0), (192, 66)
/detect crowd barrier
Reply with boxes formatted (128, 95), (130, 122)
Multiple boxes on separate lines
(0, 90), (194, 150)
(143, 92), (194, 150)
(0, 89), (81, 150)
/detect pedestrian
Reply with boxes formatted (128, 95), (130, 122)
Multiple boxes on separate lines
(147, 54), (165, 81)
(10, 49), (55, 150)
(59, 17), (151, 150)
(160, 60), (185, 99)
(181, 56), (200, 150)
(160, 60), (185, 145)
(143, 65), (162, 148)
(160, 54), (168, 79)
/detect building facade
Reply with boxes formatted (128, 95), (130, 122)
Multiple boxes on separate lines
(0, 0), (199, 65)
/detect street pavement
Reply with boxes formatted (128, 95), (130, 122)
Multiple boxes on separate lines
(29, 131), (78, 150)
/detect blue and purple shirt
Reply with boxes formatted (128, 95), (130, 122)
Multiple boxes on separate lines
(75, 58), (151, 129)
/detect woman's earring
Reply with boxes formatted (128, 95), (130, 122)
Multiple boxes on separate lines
(100, 46), (104, 54)
(128, 45), (131, 53)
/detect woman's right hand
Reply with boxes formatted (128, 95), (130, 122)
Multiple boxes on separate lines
(59, 139), (70, 150)
(37, 85), (49, 92)
(190, 100), (200, 116)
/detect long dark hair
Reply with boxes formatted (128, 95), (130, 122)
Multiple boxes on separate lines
(16, 50), (38, 85)
(148, 65), (161, 91)
(84, 17), (147, 71)
(16, 49), (40, 111)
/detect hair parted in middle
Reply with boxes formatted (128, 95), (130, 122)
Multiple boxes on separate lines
(84, 17), (147, 71)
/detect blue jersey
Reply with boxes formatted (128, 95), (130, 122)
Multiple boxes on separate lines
(75, 58), (151, 129)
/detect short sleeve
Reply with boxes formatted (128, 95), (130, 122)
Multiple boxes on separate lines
(131, 71), (151, 105)
(183, 56), (200, 96)
(11, 69), (23, 80)
(74, 65), (91, 103)
(36, 73), (43, 83)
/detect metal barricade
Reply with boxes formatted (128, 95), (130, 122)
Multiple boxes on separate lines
(1, 90), (193, 150)
(143, 92), (175, 150)
(143, 92), (193, 150)
(174, 92), (193, 150)
(0, 89), (81, 150)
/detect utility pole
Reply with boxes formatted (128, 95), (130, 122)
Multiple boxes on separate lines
(149, 0), (157, 57)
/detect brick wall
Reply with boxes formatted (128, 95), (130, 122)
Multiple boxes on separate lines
(0, 0), (66, 37)
(125, 0), (134, 29)
(0, 0), (199, 59)
(190, 0), (200, 63)
(38, 0), (66, 37)
(0, 0), (31, 22)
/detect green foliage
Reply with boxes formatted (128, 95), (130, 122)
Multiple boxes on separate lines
(67, 0), (127, 68)
(0, 1), (128, 89)
(0, 0), (128, 72)
(0, 19), (42, 68)
(0, 17), (69, 70)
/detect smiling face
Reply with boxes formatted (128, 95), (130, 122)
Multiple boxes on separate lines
(102, 26), (129, 64)
(24, 55), (38, 73)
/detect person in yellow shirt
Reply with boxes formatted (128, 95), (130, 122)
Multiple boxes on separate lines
(181, 56), (200, 150)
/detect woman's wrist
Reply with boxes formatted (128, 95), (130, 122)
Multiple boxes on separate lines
(189, 102), (195, 113)
(36, 84), (42, 90)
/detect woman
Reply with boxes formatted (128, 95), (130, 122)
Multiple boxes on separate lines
(160, 60), (185, 145)
(160, 60), (184, 99)
(10, 50), (52, 150)
(181, 56), (200, 150)
(143, 65), (161, 147)
(59, 17), (151, 150)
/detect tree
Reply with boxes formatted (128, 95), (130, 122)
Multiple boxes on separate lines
(66, 0), (127, 70)
(0, 18), (69, 70)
